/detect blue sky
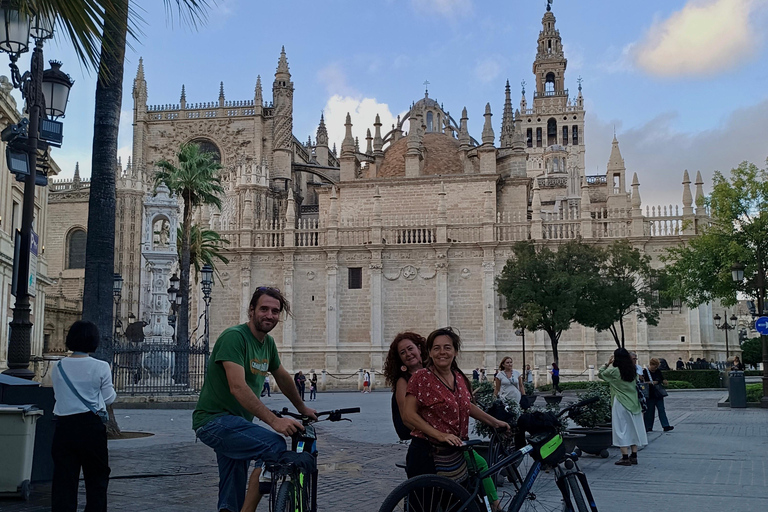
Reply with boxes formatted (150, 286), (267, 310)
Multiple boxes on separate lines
(18, 0), (768, 208)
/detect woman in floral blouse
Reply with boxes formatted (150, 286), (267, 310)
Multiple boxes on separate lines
(402, 327), (508, 509)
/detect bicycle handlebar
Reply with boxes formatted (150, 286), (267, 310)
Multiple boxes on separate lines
(556, 396), (600, 418)
(272, 407), (361, 424)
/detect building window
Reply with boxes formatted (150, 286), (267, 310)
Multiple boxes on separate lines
(190, 138), (221, 164)
(348, 267), (362, 289)
(572, 125), (579, 146)
(426, 111), (434, 132)
(67, 229), (87, 269)
(526, 128), (533, 148)
(547, 118), (557, 146)
(536, 127), (542, 148)
(562, 126), (569, 146)
(12, 201), (19, 233)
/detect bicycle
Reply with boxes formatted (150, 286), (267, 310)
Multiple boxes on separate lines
(378, 397), (600, 512)
(265, 407), (360, 512)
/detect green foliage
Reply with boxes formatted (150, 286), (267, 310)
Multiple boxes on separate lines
(664, 380), (694, 389)
(741, 338), (762, 367)
(662, 161), (768, 310)
(746, 383), (762, 403)
(576, 240), (663, 348)
(178, 225), (230, 283)
(661, 370), (721, 388)
(472, 383), (521, 439)
(538, 381), (591, 392)
(524, 381), (535, 396)
(497, 240), (601, 363)
(572, 381), (611, 428)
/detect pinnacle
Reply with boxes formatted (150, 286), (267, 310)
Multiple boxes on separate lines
(276, 46), (290, 75)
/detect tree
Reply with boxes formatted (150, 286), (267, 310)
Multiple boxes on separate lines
(497, 240), (601, 364)
(179, 224), (230, 283)
(663, 160), (768, 405)
(741, 338), (762, 368)
(155, 142), (224, 382)
(577, 239), (663, 348)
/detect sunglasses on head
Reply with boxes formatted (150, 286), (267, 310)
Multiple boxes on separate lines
(256, 286), (281, 293)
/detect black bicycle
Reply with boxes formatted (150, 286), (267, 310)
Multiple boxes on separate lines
(266, 407), (360, 512)
(378, 398), (600, 512)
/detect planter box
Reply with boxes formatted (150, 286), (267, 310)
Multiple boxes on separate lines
(544, 395), (563, 406)
(567, 427), (612, 458)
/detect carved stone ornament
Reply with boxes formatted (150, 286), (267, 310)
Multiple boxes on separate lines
(307, 270), (316, 280)
(402, 265), (417, 280)
(482, 261), (495, 272)
(460, 268), (471, 279)
(419, 267), (436, 279)
(369, 263), (383, 270)
(383, 268), (402, 281)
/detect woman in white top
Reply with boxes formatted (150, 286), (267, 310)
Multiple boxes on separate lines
(493, 356), (525, 403)
(51, 320), (116, 512)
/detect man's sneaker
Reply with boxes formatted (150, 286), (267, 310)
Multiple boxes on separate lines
(663, 426), (674, 432)
(615, 458), (631, 466)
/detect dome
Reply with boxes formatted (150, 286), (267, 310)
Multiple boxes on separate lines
(377, 133), (465, 178)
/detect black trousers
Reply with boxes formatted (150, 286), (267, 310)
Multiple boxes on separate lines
(51, 412), (110, 512)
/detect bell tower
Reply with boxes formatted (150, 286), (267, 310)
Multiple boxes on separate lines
(533, 1), (567, 100)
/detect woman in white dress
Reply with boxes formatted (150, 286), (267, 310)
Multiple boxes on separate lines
(493, 356), (525, 403)
(599, 347), (648, 466)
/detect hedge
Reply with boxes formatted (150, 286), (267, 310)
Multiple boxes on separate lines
(745, 370), (762, 377)
(659, 370), (721, 388)
(537, 380), (693, 392)
(746, 384), (762, 403)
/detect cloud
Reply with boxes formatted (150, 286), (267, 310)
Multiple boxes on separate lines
(474, 56), (504, 84)
(585, 98), (768, 209)
(633, 0), (764, 77)
(322, 95), (406, 152)
(411, 0), (472, 18)
(317, 63), (356, 97)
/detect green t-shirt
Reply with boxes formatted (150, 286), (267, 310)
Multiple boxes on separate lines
(192, 324), (281, 430)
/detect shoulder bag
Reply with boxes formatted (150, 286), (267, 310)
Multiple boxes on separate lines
(58, 361), (110, 424)
(635, 379), (648, 413)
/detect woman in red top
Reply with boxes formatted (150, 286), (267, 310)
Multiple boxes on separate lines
(402, 327), (508, 507)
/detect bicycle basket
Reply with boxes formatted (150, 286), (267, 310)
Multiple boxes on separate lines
(529, 432), (565, 465)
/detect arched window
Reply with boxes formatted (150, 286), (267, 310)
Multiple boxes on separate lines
(547, 118), (557, 146)
(426, 111), (434, 132)
(545, 72), (555, 94)
(562, 126), (569, 146)
(67, 229), (86, 269)
(572, 125), (579, 145)
(190, 138), (221, 164)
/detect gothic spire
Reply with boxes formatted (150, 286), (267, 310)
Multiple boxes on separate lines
(607, 135), (625, 171)
(459, 107), (470, 149)
(500, 80), (515, 148)
(276, 46), (290, 79)
(255, 75), (262, 104)
(133, 57), (147, 100)
(341, 113), (355, 156)
(218, 82), (225, 106)
(481, 103), (494, 145)
(180, 84), (186, 109)
(316, 112), (328, 146)
(73, 162), (81, 188)
(373, 113), (384, 155)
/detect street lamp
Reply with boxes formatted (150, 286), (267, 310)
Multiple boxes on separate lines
(515, 327), (527, 372)
(167, 273), (181, 341)
(201, 264), (213, 368)
(714, 312), (738, 360)
(2, 5), (74, 378)
(112, 273), (123, 347)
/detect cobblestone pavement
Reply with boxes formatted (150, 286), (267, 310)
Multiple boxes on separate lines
(2, 390), (767, 512)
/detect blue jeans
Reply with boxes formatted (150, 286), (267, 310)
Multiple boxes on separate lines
(644, 397), (670, 431)
(196, 415), (286, 512)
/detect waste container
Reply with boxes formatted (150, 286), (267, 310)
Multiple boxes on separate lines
(728, 370), (747, 408)
(0, 405), (43, 500)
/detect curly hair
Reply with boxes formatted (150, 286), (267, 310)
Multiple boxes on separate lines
(613, 348), (636, 382)
(383, 331), (427, 391)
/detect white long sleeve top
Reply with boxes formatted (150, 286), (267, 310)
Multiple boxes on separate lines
(51, 356), (117, 417)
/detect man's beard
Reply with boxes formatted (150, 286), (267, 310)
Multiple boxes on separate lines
(254, 318), (276, 334)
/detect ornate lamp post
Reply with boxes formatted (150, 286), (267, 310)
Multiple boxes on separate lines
(515, 327), (526, 372)
(167, 273), (181, 343)
(713, 312), (737, 360)
(201, 264), (213, 369)
(112, 273), (123, 348)
(732, 262), (768, 407)
(1, 4), (73, 378)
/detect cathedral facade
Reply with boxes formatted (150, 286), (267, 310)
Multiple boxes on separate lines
(44, 7), (731, 382)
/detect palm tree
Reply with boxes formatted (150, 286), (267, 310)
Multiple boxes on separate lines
(179, 224), (230, 283)
(155, 142), (224, 383)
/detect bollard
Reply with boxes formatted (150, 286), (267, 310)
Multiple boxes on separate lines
(321, 370), (327, 391)
(358, 369), (364, 391)
(588, 365), (595, 382)
(370, 370), (376, 391)
(532, 367), (539, 388)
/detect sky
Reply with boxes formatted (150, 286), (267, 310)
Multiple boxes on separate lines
(14, 0), (768, 209)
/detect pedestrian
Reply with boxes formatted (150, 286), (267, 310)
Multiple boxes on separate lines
(293, 371), (306, 400)
(549, 362), (562, 394)
(599, 348), (648, 466)
(525, 364), (533, 384)
(363, 370), (371, 393)
(630, 352), (644, 376)
(493, 356), (525, 404)
(193, 286), (316, 512)
(480, 368), (487, 382)
(732, 356), (745, 371)
(261, 376), (271, 397)
(401, 327), (509, 511)
(51, 320), (116, 512)
(643, 358), (673, 433)
(676, 357), (685, 370)
(473, 368), (480, 382)
(309, 371), (318, 401)
(383, 331), (428, 441)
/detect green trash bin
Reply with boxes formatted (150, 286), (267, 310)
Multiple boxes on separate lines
(728, 371), (747, 408)
(0, 405), (43, 500)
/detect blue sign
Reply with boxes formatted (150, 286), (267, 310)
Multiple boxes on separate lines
(755, 316), (768, 336)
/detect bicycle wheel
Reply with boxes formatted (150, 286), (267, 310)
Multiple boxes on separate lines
(487, 436), (517, 486)
(274, 480), (296, 512)
(378, 474), (483, 512)
(565, 474), (590, 512)
(508, 457), (564, 512)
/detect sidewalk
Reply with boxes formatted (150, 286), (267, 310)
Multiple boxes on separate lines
(2, 390), (766, 511)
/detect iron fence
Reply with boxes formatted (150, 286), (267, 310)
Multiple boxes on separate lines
(111, 336), (209, 395)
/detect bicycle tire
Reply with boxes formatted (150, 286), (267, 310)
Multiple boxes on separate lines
(565, 474), (590, 512)
(275, 480), (296, 512)
(378, 474), (483, 512)
(509, 456), (564, 512)
(488, 436), (516, 486)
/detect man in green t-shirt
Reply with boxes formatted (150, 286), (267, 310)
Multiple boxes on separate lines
(194, 287), (316, 512)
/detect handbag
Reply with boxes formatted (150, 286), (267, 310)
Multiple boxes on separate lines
(57, 361), (110, 424)
(653, 383), (669, 398)
(432, 445), (468, 483)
